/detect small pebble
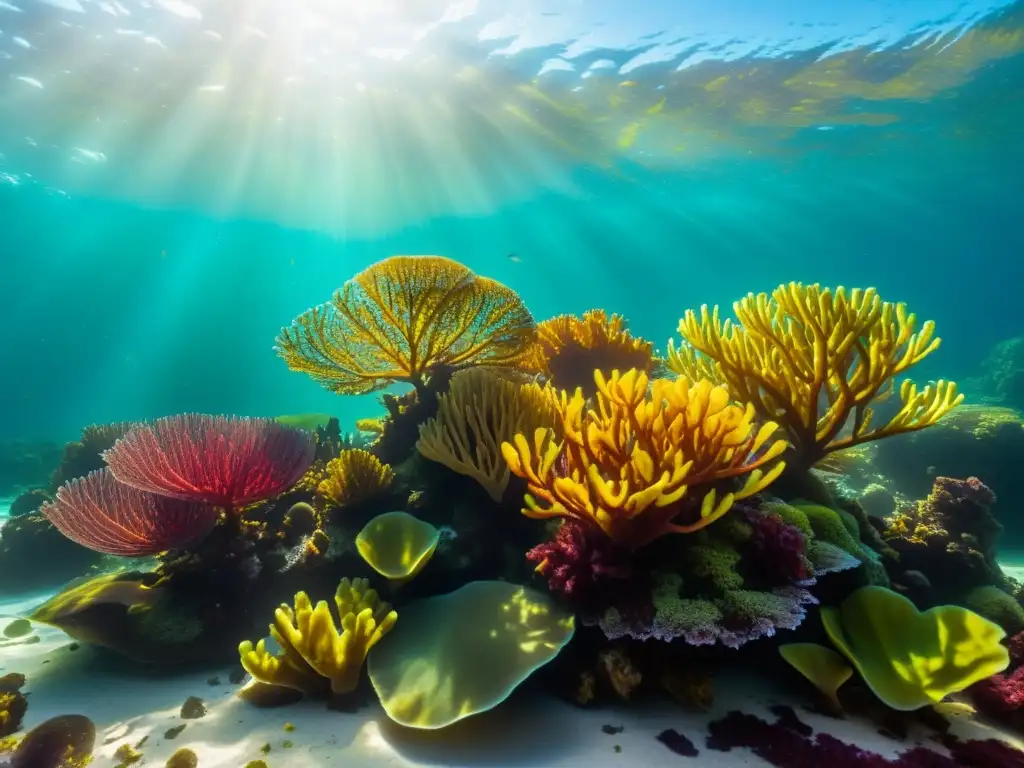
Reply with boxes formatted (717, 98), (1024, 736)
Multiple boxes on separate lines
(165, 747), (199, 768)
(613, 744), (622, 753)
(164, 724), (187, 740)
(602, 724), (624, 735)
(206, 676), (221, 686)
(283, 722), (295, 732)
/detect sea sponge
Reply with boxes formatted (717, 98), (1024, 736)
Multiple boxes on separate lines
(821, 585), (1010, 710)
(417, 368), (559, 501)
(772, 501), (887, 585)
(239, 577), (397, 696)
(355, 511), (440, 584)
(316, 449), (396, 508)
(671, 283), (962, 467)
(275, 255), (536, 395)
(367, 581), (575, 729)
(502, 369), (787, 550)
(779, 642), (854, 712)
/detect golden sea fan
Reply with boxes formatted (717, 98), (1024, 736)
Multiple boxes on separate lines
(40, 468), (218, 557)
(275, 255), (536, 395)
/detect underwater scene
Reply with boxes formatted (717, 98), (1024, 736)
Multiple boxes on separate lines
(3, 0), (1024, 766)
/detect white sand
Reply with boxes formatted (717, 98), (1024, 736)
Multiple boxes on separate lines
(1, 590), (1021, 768)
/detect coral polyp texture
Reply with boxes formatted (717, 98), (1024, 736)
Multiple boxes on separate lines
(502, 368), (787, 550)
(669, 283), (963, 467)
(316, 448), (395, 508)
(275, 255), (537, 395)
(102, 414), (316, 508)
(522, 309), (658, 395)
(239, 577), (397, 697)
(39, 468), (218, 556)
(417, 368), (560, 501)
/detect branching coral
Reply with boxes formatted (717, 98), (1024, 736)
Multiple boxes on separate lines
(275, 255), (536, 395)
(417, 368), (560, 501)
(316, 449), (395, 508)
(523, 309), (659, 395)
(669, 283), (962, 467)
(502, 369), (787, 550)
(239, 577), (397, 696)
(103, 414), (316, 509)
(39, 468), (218, 556)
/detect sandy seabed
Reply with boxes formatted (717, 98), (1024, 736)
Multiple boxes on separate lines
(2, 589), (1023, 768)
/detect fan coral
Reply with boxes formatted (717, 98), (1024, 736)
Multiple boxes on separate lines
(502, 369), (787, 550)
(316, 449), (395, 508)
(103, 414), (315, 509)
(239, 577), (397, 696)
(275, 255), (536, 395)
(670, 283), (962, 467)
(523, 309), (658, 395)
(883, 476), (1005, 592)
(417, 368), (559, 501)
(40, 468), (218, 556)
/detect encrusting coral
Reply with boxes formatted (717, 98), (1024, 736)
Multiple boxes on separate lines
(417, 368), (560, 502)
(316, 448), (396, 509)
(275, 255), (537, 396)
(239, 577), (397, 697)
(883, 476), (1006, 596)
(668, 283), (963, 468)
(522, 309), (659, 396)
(502, 368), (788, 550)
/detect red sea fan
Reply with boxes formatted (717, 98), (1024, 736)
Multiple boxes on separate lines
(102, 414), (316, 508)
(40, 468), (218, 556)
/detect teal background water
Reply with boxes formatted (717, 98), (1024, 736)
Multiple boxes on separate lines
(1, 0), (1023, 441)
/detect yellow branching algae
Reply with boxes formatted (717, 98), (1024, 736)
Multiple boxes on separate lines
(239, 577), (397, 696)
(502, 369), (787, 550)
(821, 586), (1009, 710)
(316, 449), (395, 508)
(356, 511), (440, 584)
(670, 283), (962, 466)
(367, 581), (575, 729)
(417, 368), (560, 501)
(275, 255), (536, 394)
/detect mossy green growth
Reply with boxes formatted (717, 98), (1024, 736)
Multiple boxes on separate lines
(684, 543), (744, 592)
(782, 502), (889, 586)
(821, 586), (1010, 710)
(964, 585), (1024, 635)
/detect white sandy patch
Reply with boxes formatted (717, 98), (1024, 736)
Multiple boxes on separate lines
(0, 591), (1021, 767)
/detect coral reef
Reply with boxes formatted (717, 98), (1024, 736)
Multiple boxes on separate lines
(102, 414), (316, 509)
(417, 368), (559, 502)
(873, 405), (1024, 541)
(669, 283), (961, 469)
(316, 448), (395, 509)
(0, 713), (96, 768)
(0, 512), (102, 594)
(964, 336), (1024, 411)
(275, 255), (536, 395)
(883, 476), (1006, 598)
(39, 468), (218, 556)
(502, 369), (787, 550)
(239, 577), (396, 697)
(522, 309), (659, 395)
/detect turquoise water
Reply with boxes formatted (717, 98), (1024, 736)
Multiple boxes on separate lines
(1, 0), (1023, 440)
